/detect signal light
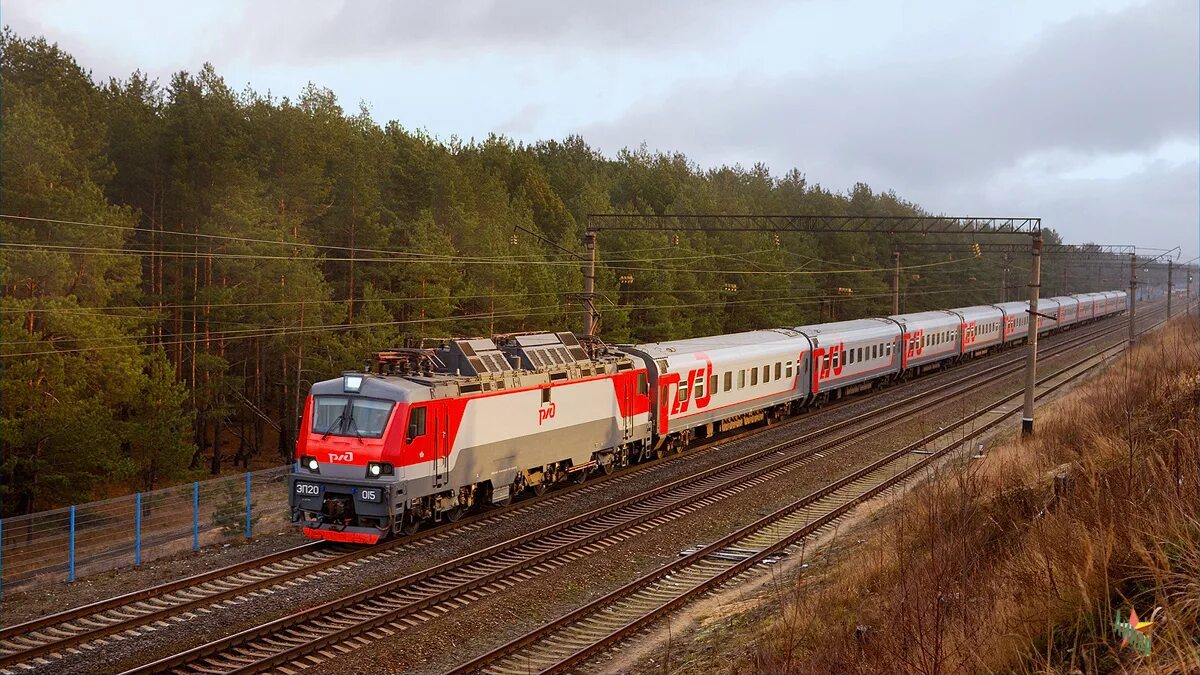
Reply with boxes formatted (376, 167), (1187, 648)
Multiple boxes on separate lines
(972, 242), (982, 257)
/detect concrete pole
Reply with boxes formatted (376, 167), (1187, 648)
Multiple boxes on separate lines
(1187, 267), (1192, 316)
(1166, 260), (1173, 318)
(1021, 233), (1042, 436)
(893, 250), (900, 314)
(1128, 254), (1137, 345)
(583, 230), (597, 335)
(1002, 253), (1009, 302)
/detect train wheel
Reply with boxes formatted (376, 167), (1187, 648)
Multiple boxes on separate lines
(444, 506), (463, 523)
(532, 482), (548, 497)
(401, 515), (421, 535)
(572, 467), (591, 484)
(600, 458), (616, 475)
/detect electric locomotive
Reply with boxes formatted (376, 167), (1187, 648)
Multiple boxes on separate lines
(291, 332), (650, 543)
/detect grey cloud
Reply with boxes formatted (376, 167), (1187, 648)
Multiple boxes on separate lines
(582, 0), (1198, 190)
(976, 159), (1199, 260)
(227, 0), (782, 64)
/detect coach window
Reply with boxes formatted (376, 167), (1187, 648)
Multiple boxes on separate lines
(694, 376), (705, 400)
(406, 406), (427, 442)
(739, 370), (746, 388)
(774, 362), (782, 380)
(708, 375), (717, 397)
(637, 372), (648, 395)
(678, 380), (689, 402)
(724, 371), (733, 392)
(751, 368), (758, 386)
(762, 365), (769, 382)
(786, 361), (793, 378)
(857, 347), (863, 362)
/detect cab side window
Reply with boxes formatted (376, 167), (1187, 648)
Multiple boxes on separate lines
(406, 406), (427, 442)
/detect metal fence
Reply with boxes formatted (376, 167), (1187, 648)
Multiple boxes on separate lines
(1, 466), (294, 597)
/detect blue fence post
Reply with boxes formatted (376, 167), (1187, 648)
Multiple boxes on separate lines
(192, 481), (199, 552)
(68, 505), (76, 583)
(134, 492), (142, 566)
(244, 472), (252, 539)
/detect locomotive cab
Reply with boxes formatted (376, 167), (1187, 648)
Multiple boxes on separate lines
(290, 372), (420, 544)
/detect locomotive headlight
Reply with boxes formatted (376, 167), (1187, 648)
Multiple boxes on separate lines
(301, 455), (319, 472)
(343, 374), (364, 393)
(366, 462), (393, 478)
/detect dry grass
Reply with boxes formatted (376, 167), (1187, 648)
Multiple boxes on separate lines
(747, 316), (1200, 675)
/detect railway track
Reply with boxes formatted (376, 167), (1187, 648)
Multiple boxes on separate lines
(111, 313), (1155, 675)
(447, 339), (1129, 675)
(0, 306), (1160, 673)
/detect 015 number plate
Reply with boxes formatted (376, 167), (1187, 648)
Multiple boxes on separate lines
(357, 488), (381, 503)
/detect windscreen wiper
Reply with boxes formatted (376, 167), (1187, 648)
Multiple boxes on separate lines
(345, 411), (365, 444)
(320, 413), (346, 440)
(321, 400), (353, 439)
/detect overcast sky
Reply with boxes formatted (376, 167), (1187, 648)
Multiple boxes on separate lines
(6, 0), (1198, 261)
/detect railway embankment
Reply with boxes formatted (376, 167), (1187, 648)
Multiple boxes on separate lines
(731, 315), (1200, 674)
(640, 315), (1199, 674)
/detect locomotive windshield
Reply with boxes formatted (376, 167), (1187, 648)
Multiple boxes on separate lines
(311, 396), (394, 438)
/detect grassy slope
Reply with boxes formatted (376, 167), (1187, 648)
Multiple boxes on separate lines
(748, 316), (1200, 674)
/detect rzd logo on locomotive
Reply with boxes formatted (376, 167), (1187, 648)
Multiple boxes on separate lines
(328, 451), (355, 463)
(538, 402), (557, 425)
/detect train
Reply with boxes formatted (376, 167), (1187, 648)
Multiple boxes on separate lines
(290, 290), (1127, 543)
